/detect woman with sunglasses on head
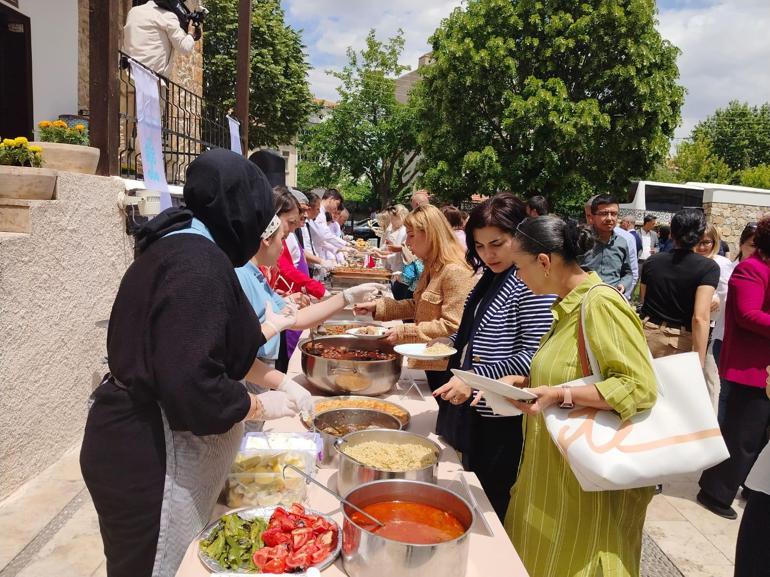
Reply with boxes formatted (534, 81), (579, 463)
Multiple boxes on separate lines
(503, 215), (657, 577)
(698, 215), (770, 520)
(428, 193), (556, 520)
(353, 204), (477, 390)
(639, 208), (720, 366)
(694, 223), (736, 410)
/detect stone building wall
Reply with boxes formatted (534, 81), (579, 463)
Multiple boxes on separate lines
(704, 201), (769, 251)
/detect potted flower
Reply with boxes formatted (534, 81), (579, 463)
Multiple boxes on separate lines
(32, 120), (100, 174)
(0, 137), (57, 200)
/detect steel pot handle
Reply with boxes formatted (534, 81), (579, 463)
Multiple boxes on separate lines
(331, 366), (359, 375)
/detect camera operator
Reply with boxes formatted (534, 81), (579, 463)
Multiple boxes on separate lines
(123, 0), (201, 79)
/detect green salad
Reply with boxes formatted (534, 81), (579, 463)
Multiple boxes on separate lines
(200, 513), (268, 571)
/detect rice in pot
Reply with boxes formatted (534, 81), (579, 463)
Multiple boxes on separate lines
(341, 440), (436, 472)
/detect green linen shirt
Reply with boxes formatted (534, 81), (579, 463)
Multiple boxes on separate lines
(504, 273), (657, 577)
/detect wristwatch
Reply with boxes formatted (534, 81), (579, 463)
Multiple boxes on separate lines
(559, 385), (575, 409)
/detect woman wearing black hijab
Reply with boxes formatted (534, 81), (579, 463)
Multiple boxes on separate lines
(80, 150), (298, 577)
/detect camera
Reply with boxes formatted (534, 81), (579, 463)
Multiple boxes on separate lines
(154, 0), (208, 33)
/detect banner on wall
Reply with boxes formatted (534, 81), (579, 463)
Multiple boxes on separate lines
(129, 60), (171, 211)
(227, 116), (242, 155)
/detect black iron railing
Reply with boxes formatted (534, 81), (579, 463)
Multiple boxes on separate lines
(118, 51), (233, 185)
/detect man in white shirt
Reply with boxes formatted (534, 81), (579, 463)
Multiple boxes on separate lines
(312, 189), (351, 262)
(639, 214), (659, 262)
(123, 0), (198, 78)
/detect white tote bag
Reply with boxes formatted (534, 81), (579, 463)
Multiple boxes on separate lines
(543, 284), (729, 492)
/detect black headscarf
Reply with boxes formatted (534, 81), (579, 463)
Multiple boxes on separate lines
(135, 149), (274, 267)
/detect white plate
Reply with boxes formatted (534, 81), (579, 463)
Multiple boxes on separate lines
(394, 343), (457, 360)
(450, 370), (537, 417)
(345, 326), (388, 339)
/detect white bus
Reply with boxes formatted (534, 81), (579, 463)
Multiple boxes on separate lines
(620, 181), (770, 221)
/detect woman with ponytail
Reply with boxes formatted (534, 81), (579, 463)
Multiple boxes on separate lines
(639, 208), (720, 366)
(501, 215), (657, 577)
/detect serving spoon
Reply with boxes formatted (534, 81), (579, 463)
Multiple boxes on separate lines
(282, 464), (384, 528)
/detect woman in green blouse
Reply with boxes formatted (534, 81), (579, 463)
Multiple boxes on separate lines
(500, 216), (657, 577)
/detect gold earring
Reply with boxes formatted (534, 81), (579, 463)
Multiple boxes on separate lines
(544, 270), (550, 278)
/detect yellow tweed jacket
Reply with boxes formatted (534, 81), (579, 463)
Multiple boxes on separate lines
(374, 262), (477, 370)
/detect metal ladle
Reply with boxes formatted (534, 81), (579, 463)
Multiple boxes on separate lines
(282, 463), (384, 528)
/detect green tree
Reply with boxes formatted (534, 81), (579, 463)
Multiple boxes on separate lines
(692, 101), (770, 172)
(739, 164), (770, 190)
(300, 30), (420, 208)
(415, 0), (684, 213)
(296, 159), (374, 204)
(673, 137), (733, 184)
(203, 0), (314, 149)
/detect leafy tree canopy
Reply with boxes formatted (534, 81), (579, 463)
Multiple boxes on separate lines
(692, 101), (770, 171)
(416, 0), (684, 214)
(738, 164), (770, 190)
(672, 136), (733, 184)
(203, 0), (314, 149)
(300, 30), (420, 208)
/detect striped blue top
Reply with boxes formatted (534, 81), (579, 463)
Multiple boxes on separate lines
(450, 270), (556, 417)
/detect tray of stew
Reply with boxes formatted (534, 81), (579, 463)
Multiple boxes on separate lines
(301, 396), (411, 430)
(197, 503), (340, 574)
(303, 342), (397, 362)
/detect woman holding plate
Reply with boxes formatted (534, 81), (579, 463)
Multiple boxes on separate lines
(353, 204), (476, 390)
(502, 215), (657, 577)
(429, 193), (556, 519)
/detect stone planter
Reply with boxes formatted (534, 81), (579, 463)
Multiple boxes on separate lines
(31, 141), (100, 175)
(0, 165), (57, 200)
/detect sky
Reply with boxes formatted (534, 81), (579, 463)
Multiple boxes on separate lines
(282, 0), (770, 146)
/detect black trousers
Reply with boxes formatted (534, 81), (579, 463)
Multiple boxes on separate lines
(426, 370), (523, 521)
(699, 383), (770, 507)
(80, 380), (166, 577)
(735, 489), (770, 577)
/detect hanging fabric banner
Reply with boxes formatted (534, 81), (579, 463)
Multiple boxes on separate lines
(129, 60), (172, 211)
(228, 115), (242, 155)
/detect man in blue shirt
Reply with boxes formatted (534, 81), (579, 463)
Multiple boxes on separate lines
(580, 195), (634, 296)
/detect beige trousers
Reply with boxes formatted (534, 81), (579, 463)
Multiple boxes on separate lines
(642, 320), (693, 359)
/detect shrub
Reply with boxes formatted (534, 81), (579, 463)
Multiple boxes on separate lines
(38, 120), (89, 146)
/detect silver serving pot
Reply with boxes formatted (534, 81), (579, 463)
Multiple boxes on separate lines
(334, 429), (440, 496)
(300, 335), (402, 396)
(312, 408), (402, 469)
(341, 479), (474, 577)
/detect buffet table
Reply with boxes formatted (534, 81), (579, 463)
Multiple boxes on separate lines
(175, 331), (530, 577)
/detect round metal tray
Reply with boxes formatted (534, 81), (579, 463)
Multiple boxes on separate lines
(197, 506), (342, 574)
(301, 395), (411, 430)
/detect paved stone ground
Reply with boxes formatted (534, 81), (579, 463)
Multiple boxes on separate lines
(0, 446), (741, 577)
(642, 532), (684, 577)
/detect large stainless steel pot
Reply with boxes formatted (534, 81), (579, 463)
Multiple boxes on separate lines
(300, 335), (402, 396)
(341, 479), (474, 577)
(334, 429), (440, 496)
(312, 408), (402, 469)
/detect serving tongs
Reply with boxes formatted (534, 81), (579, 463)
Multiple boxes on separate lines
(282, 464), (384, 528)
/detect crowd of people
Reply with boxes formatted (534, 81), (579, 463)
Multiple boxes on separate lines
(80, 147), (769, 577)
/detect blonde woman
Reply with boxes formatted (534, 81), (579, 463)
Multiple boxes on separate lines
(695, 224), (735, 409)
(354, 204), (477, 391)
(375, 204), (411, 299)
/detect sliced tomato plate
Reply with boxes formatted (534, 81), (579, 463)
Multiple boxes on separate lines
(197, 505), (341, 575)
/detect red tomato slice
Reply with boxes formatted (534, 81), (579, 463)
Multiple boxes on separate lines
(290, 503), (306, 516)
(252, 548), (270, 570)
(285, 550), (310, 569)
(262, 528), (291, 547)
(291, 527), (314, 550)
(315, 529), (334, 548)
(262, 558), (286, 573)
(296, 541), (319, 556)
(310, 546), (330, 565)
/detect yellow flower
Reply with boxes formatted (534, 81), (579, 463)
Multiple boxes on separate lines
(75, 124), (85, 131)
(2, 138), (14, 146)
(28, 145), (42, 153)
(53, 120), (67, 128)
(38, 120), (52, 128)
(14, 136), (29, 146)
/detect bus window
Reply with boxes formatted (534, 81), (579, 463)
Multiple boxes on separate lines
(645, 184), (703, 213)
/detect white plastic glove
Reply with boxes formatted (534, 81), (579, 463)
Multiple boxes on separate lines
(278, 377), (312, 413)
(263, 300), (298, 334)
(343, 283), (388, 305)
(256, 390), (298, 420)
